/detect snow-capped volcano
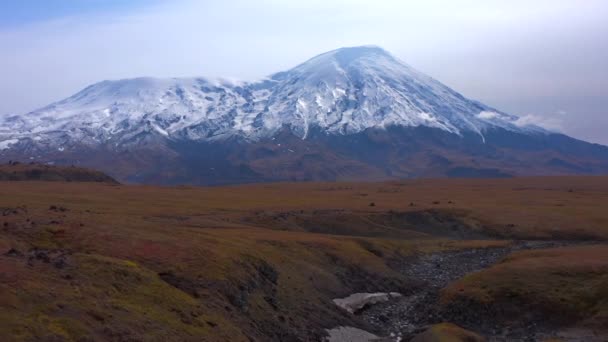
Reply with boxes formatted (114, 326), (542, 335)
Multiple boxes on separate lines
(1, 46), (528, 147)
(1, 46), (607, 185)
(263, 46), (522, 138)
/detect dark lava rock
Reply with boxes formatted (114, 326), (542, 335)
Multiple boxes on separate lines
(4, 248), (24, 257)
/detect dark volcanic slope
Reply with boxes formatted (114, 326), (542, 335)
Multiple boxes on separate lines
(3, 125), (607, 185)
(0, 162), (118, 183)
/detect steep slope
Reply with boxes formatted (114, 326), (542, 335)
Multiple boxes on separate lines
(1, 46), (607, 184)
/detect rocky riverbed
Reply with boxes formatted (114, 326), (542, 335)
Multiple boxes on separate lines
(327, 241), (597, 342)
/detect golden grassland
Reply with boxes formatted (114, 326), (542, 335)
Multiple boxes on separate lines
(1, 176), (607, 340)
(3, 175), (608, 237)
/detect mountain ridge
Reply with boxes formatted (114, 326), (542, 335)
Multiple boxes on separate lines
(1, 46), (607, 185)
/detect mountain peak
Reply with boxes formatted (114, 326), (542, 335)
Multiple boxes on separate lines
(1, 45), (531, 146)
(291, 45), (400, 74)
(327, 45), (393, 59)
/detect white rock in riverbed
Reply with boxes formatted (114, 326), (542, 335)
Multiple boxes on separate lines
(333, 292), (402, 314)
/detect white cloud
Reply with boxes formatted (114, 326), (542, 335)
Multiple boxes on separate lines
(514, 113), (564, 132)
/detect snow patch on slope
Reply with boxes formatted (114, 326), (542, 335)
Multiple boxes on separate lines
(0, 139), (19, 150)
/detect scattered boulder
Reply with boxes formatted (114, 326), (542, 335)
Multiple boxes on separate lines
(1, 206), (27, 216)
(49, 205), (68, 212)
(27, 248), (70, 269)
(29, 249), (51, 263)
(4, 248), (24, 257)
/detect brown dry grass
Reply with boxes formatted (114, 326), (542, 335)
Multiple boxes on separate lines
(3, 175), (608, 238)
(0, 179), (514, 341)
(1, 176), (607, 340)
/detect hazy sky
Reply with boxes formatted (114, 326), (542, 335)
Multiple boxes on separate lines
(1, 0), (607, 144)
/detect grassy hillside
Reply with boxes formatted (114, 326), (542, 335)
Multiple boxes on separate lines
(1, 176), (607, 340)
(441, 245), (608, 331)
